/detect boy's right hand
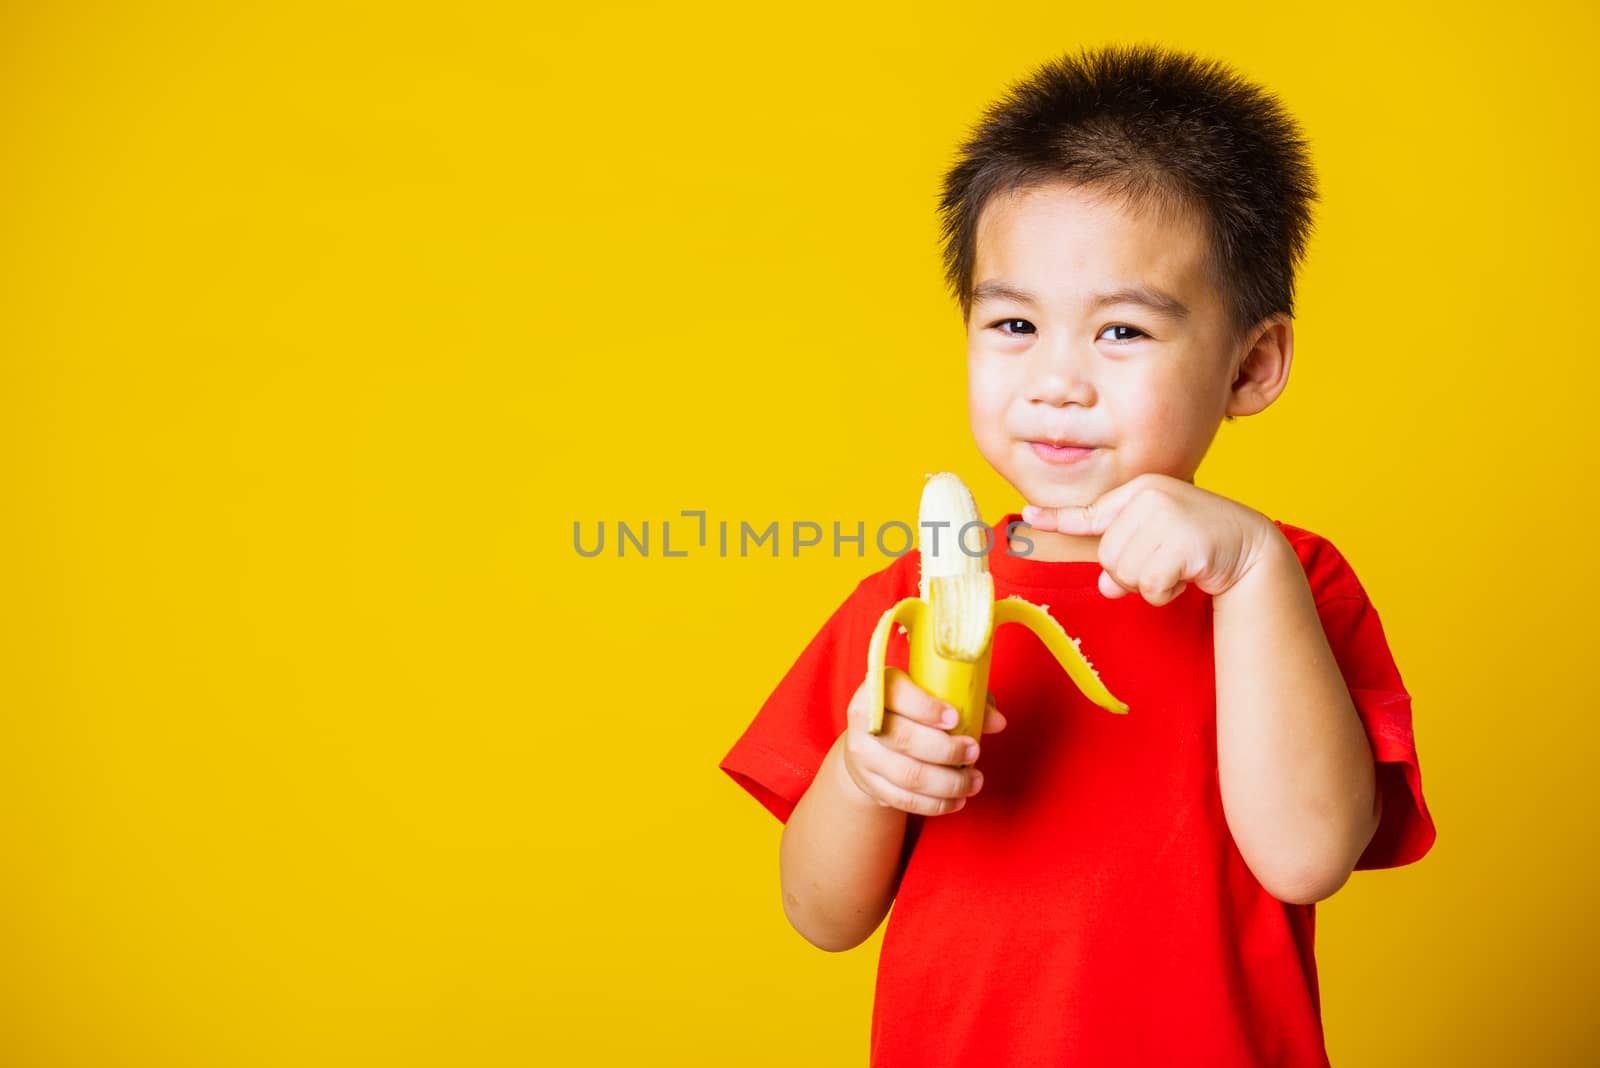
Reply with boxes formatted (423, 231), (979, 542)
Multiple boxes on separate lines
(839, 667), (1007, 817)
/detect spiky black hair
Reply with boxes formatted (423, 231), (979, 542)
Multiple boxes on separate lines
(938, 42), (1319, 353)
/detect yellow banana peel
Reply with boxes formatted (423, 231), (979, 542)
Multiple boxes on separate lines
(865, 472), (1129, 759)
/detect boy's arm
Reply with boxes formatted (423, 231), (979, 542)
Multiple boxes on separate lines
(1212, 530), (1383, 906)
(779, 732), (909, 952)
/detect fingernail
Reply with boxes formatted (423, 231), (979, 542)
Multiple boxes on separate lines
(969, 772), (984, 793)
(940, 707), (958, 728)
(966, 742), (980, 762)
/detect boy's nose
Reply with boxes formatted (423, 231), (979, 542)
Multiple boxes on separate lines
(1027, 344), (1096, 407)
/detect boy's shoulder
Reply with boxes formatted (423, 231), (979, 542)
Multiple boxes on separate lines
(1269, 517), (1371, 604)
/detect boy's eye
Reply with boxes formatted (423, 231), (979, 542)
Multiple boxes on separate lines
(989, 320), (1147, 341)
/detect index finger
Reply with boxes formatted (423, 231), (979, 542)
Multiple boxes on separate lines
(884, 667), (959, 730)
(1023, 477), (1144, 537)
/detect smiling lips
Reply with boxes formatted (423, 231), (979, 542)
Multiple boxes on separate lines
(1029, 440), (1098, 464)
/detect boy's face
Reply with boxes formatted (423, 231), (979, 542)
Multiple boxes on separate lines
(966, 181), (1279, 525)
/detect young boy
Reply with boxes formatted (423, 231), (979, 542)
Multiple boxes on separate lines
(718, 43), (1435, 1065)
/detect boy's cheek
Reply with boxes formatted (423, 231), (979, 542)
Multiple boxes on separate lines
(966, 368), (1013, 409)
(964, 386), (1001, 428)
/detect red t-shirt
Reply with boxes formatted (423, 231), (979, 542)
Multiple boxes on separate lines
(719, 513), (1435, 1066)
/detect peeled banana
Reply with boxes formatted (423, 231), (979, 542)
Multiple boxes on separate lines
(864, 472), (1129, 760)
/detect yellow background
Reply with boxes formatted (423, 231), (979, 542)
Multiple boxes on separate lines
(3, 1), (1594, 1064)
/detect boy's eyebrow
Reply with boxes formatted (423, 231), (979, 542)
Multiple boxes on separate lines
(971, 279), (1191, 322)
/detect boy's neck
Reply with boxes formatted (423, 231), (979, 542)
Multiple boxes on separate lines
(1008, 522), (1102, 564)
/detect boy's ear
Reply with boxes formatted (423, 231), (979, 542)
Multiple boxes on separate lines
(1224, 315), (1293, 418)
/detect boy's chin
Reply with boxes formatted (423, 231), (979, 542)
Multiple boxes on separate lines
(1020, 487), (1098, 513)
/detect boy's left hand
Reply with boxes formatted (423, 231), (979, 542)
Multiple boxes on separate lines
(1021, 473), (1280, 604)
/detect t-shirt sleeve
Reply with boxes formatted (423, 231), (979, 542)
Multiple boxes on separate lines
(718, 566), (910, 825)
(1286, 525), (1438, 870)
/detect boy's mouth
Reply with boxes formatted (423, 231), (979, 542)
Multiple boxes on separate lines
(1028, 440), (1098, 464)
